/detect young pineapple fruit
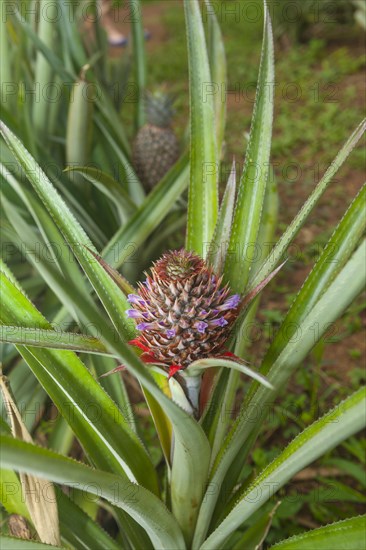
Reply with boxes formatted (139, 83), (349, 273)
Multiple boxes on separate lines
(126, 249), (240, 372)
(133, 91), (180, 190)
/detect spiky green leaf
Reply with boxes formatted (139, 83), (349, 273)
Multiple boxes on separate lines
(270, 516), (366, 550)
(200, 389), (366, 549)
(0, 437), (186, 550)
(224, 0), (274, 292)
(185, 0), (219, 256)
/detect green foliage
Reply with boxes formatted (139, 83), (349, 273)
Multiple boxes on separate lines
(0, 1), (365, 549)
(270, 515), (366, 550)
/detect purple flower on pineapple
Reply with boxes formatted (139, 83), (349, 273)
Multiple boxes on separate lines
(126, 309), (141, 319)
(211, 317), (228, 327)
(195, 321), (208, 334)
(218, 294), (240, 311)
(128, 294), (145, 305)
(136, 322), (154, 331)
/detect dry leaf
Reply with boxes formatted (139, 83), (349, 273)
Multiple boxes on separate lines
(0, 374), (60, 546)
(8, 514), (31, 540)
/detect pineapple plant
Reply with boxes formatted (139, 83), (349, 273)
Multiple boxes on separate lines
(133, 91), (180, 190)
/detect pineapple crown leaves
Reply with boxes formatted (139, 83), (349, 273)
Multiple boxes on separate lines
(144, 90), (177, 128)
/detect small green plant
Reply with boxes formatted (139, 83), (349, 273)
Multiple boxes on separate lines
(0, 1), (365, 549)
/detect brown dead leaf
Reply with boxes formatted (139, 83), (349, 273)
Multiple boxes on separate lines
(8, 514), (31, 540)
(0, 374), (60, 546)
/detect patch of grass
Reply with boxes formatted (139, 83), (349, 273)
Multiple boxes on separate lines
(144, 1), (365, 175)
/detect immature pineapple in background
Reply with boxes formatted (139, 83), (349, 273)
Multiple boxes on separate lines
(133, 91), (180, 190)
